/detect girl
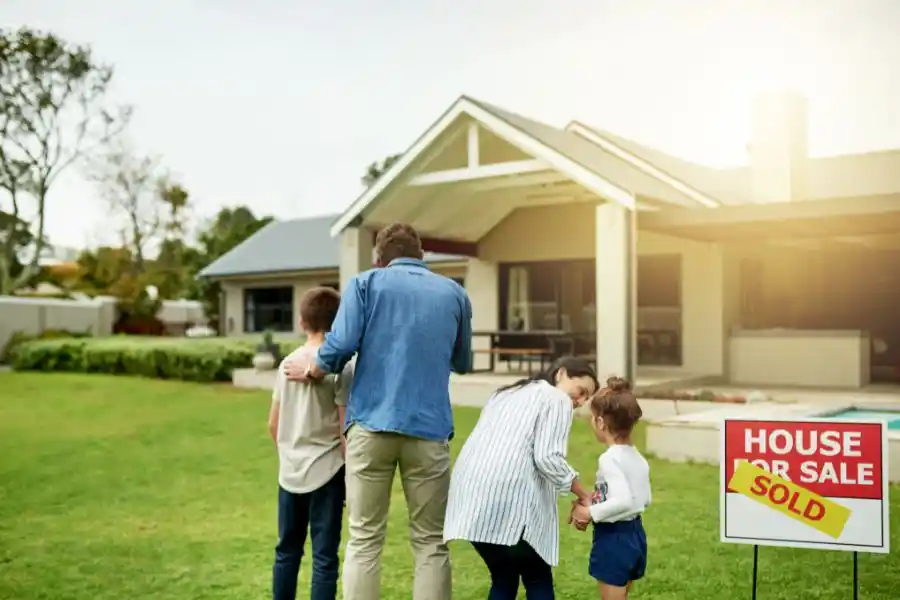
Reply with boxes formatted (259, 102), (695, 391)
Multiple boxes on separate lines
(443, 357), (600, 600)
(570, 377), (651, 600)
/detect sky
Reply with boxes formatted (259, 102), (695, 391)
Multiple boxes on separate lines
(5, 0), (900, 250)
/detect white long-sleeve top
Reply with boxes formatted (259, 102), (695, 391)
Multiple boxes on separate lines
(443, 381), (577, 566)
(589, 445), (652, 523)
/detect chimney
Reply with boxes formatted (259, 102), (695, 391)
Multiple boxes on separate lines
(748, 91), (808, 203)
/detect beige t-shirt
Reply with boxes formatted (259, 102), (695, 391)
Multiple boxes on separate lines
(272, 347), (354, 494)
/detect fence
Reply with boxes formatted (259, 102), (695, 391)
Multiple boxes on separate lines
(0, 296), (206, 351)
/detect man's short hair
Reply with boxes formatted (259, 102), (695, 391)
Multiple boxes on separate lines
(299, 286), (341, 333)
(374, 223), (423, 266)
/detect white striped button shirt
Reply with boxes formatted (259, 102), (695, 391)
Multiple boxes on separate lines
(443, 380), (578, 566)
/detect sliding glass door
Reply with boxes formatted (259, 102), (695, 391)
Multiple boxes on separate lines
(499, 262), (563, 331)
(497, 257), (683, 365)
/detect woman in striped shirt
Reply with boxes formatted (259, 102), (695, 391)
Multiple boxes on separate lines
(443, 357), (599, 599)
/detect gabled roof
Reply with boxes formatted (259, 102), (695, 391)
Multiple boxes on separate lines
(567, 122), (736, 206)
(473, 100), (720, 209)
(330, 96), (727, 237)
(198, 214), (462, 279)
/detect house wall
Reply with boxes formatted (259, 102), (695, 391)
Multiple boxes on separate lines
(471, 203), (737, 378)
(221, 274), (330, 337)
(480, 203), (596, 262)
(220, 263), (469, 338)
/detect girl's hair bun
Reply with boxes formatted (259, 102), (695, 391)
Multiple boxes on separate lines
(606, 376), (632, 392)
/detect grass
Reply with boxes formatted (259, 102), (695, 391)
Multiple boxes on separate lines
(1, 373), (899, 599)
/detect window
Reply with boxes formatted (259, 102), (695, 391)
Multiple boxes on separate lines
(244, 287), (294, 333)
(500, 263), (563, 331)
(638, 255), (681, 307)
(636, 254), (682, 366)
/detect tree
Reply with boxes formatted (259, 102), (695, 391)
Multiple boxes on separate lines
(151, 179), (193, 299)
(0, 209), (31, 282)
(361, 153), (402, 187)
(87, 141), (162, 271)
(0, 27), (130, 293)
(157, 178), (190, 240)
(73, 246), (133, 296)
(186, 206), (273, 327)
(152, 238), (199, 300)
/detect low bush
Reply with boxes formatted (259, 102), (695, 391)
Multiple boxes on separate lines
(10, 336), (301, 382)
(113, 315), (166, 336)
(0, 329), (91, 364)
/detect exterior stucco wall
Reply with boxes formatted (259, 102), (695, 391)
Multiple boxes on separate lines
(473, 203), (733, 378)
(221, 273), (337, 337)
(479, 203), (596, 262)
(220, 263), (469, 337)
(638, 231), (732, 377)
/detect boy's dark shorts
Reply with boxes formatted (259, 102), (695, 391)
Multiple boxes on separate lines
(589, 516), (647, 587)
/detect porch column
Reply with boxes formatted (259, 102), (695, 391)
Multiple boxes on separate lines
(339, 226), (373, 291)
(465, 258), (498, 371)
(595, 202), (636, 381)
(680, 242), (727, 376)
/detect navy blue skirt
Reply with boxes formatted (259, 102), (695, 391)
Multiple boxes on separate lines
(589, 517), (647, 587)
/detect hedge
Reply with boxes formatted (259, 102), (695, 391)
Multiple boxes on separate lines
(9, 336), (301, 382)
(1, 328), (92, 364)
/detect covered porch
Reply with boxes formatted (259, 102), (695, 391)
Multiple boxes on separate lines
(330, 96), (721, 382)
(642, 193), (900, 387)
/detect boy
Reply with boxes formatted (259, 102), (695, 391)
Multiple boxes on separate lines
(267, 286), (352, 600)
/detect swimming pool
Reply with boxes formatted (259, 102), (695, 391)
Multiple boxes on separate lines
(824, 408), (900, 430)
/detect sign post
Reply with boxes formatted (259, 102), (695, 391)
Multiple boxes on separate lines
(720, 417), (890, 598)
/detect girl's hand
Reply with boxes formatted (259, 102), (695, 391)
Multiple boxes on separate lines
(571, 503), (591, 530)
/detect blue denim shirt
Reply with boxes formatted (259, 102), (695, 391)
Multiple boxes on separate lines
(315, 257), (473, 442)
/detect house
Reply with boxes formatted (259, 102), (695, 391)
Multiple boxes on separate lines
(198, 214), (467, 336)
(319, 91), (900, 388)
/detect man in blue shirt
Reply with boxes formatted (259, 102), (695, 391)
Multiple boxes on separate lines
(283, 223), (472, 600)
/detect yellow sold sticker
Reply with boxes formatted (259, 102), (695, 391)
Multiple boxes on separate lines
(728, 460), (852, 539)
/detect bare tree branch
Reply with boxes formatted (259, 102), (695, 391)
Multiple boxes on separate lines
(0, 27), (131, 293)
(87, 140), (163, 270)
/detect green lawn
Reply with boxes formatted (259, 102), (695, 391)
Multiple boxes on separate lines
(1, 373), (898, 599)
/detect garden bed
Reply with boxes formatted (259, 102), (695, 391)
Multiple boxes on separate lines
(637, 388), (749, 404)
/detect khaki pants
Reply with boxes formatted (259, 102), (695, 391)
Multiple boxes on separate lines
(342, 426), (452, 600)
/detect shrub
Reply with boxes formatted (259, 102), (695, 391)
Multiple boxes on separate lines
(113, 315), (166, 336)
(10, 336), (301, 382)
(0, 329), (91, 364)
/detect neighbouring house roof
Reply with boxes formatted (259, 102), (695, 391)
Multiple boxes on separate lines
(198, 214), (463, 279)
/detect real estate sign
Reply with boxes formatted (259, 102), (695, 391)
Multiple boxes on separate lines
(720, 417), (889, 553)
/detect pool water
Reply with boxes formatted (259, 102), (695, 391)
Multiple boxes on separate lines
(825, 408), (900, 430)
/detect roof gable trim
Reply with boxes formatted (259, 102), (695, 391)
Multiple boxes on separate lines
(566, 122), (720, 208)
(330, 97), (636, 237)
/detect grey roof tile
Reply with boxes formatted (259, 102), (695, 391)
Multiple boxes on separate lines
(198, 214), (461, 278)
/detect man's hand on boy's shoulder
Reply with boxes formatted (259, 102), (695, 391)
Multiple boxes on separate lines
(283, 350), (326, 383)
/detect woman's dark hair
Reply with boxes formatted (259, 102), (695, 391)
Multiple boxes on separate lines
(590, 376), (642, 438)
(496, 356), (599, 395)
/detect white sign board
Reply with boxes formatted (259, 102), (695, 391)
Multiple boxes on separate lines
(720, 417), (889, 553)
